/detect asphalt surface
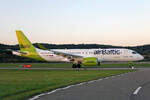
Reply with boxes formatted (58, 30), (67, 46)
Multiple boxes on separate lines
(29, 69), (150, 100)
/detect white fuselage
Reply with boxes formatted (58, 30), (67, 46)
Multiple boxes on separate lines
(13, 48), (144, 62)
(51, 48), (144, 62)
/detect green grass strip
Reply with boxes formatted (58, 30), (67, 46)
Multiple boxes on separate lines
(0, 69), (134, 100)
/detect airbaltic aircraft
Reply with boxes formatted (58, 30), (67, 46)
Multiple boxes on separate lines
(12, 30), (144, 68)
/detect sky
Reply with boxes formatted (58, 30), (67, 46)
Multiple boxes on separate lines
(0, 0), (150, 46)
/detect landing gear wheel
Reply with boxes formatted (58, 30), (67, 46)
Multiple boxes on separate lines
(72, 63), (81, 68)
(77, 63), (81, 68)
(72, 64), (77, 68)
(98, 62), (101, 66)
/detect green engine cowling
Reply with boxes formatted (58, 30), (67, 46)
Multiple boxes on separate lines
(83, 57), (98, 66)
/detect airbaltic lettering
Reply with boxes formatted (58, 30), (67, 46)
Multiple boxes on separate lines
(94, 50), (121, 55)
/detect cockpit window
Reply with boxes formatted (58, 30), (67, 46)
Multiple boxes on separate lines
(132, 51), (137, 54)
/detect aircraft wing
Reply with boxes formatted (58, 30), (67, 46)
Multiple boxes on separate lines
(36, 43), (83, 58)
(50, 50), (83, 58)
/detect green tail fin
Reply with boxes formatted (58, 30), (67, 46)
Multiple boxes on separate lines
(15, 30), (45, 61)
(16, 30), (36, 52)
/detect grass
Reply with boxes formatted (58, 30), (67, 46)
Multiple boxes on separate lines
(0, 69), (134, 100)
(0, 62), (150, 68)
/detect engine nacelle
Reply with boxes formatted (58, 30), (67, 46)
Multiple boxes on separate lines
(83, 57), (98, 66)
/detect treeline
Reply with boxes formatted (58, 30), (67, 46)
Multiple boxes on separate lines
(0, 43), (150, 62)
(2, 43), (150, 55)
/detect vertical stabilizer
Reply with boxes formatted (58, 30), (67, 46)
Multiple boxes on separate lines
(15, 30), (45, 61)
(16, 30), (36, 52)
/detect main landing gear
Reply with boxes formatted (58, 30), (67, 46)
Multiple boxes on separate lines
(98, 62), (101, 66)
(72, 62), (81, 68)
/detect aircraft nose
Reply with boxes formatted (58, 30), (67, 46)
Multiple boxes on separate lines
(139, 55), (144, 60)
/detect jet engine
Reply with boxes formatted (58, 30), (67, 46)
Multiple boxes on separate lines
(83, 57), (100, 66)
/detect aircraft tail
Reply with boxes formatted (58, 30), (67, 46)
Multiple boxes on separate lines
(15, 30), (45, 61)
(16, 30), (36, 52)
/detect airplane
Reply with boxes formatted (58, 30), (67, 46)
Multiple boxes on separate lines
(12, 30), (144, 68)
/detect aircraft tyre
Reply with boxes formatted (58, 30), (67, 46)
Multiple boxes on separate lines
(98, 62), (101, 66)
(77, 63), (81, 68)
(72, 64), (77, 68)
(72, 64), (81, 68)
